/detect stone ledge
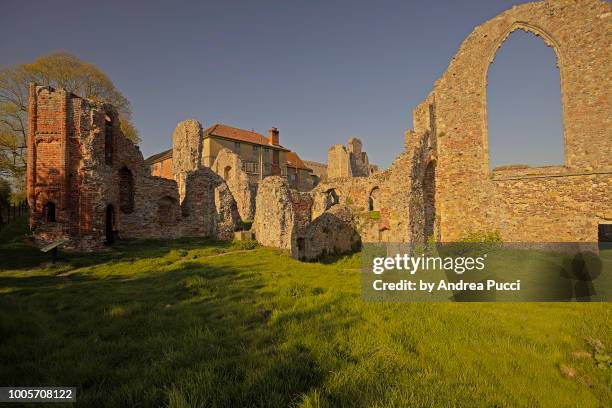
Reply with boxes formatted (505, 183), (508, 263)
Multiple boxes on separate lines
(491, 170), (612, 181)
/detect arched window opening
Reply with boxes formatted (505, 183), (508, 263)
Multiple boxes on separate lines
(325, 189), (339, 210)
(43, 202), (56, 222)
(369, 187), (380, 211)
(119, 167), (134, 214)
(378, 227), (389, 242)
(158, 196), (177, 226)
(423, 161), (436, 242)
(224, 166), (232, 180)
(105, 114), (114, 165)
(487, 30), (564, 169)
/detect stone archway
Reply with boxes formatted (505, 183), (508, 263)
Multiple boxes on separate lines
(482, 22), (568, 171)
(409, 0), (611, 242)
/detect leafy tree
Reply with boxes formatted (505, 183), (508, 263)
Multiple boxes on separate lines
(0, 52), (140, 188)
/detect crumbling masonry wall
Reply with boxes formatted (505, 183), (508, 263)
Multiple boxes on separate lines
(408, 0), (611, 243)
(314, 152), (413, 244)
(252, 176), (360, 260)
(252, 176), (312, 251)
(27, 86), (240, 249)
(327, 137), (375, 179)
(211, 148), (256, 221)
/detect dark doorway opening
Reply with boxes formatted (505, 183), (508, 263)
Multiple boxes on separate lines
(296, 237), (306, 261)
(44, 202), (56, 222)
(105, 204), (115, 245)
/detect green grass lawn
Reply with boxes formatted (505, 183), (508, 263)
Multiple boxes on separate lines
(1, 220), (611, 407)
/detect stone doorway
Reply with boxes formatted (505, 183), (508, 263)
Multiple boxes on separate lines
(105, 204), (115, 245)
(296, 237), (306, 261)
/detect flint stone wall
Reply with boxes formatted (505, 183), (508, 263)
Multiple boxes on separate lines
(408, 0), (611, 243)
(211, 148), (256, 221)
(252, 176), (311, 250)
(296, 204), (361, 261)
(327, 138), (375, 179)
(314, 152), (413, 243)
(27, 86), (240, 249)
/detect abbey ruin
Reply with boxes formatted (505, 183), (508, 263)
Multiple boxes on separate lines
(27, 0), (611, 258)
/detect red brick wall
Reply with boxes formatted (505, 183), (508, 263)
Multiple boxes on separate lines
(27, 85), (70, 241)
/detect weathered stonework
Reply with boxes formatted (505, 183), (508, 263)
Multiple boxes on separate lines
(27, 0), (611, 257)
(27, 86), (240, 249)
(407, 0), (611, 243)
(252, 176), (311, 251)
(211, 148), (256, 221)
(296, 204), (361, 261)
(252, 176), (361, 260)
(327, 138), (377, 179)
(314, 152), (413, 244)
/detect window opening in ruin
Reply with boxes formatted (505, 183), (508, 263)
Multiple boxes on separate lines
(105, 114), (114, 165)
(325, 189), (339, 209)
(423, 161), (436, 242)
(158, 196), (177, 226)
(44, 202), (56, 222)
(119, 167), (135, 214)
(224, 166), (232, 180)
(369, 187), (380, 211)
(378, 227), (389, 242)
(105, 204), (115, 245)
(487, 30), (563, 169)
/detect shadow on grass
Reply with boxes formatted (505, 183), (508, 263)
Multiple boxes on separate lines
(0, 234), (241, 271)
(0, 251), (325, 407)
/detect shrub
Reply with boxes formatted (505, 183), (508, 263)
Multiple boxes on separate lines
(233, 239), (258, 250)
(369, 210), (380, 220)
(460, 231), (503, 244)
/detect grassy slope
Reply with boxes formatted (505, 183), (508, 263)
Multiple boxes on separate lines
(0, 222), (611, 407)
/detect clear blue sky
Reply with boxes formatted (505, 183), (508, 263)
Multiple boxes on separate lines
(1, 0), (563, 169)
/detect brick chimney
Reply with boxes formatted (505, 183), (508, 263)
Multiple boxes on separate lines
(268, 127), (279, 146)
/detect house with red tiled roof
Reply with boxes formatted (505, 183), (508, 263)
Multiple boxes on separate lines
(146, 123), (314, 190)
(286, 151), (314, 190)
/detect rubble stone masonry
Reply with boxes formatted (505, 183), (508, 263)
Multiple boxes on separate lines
(407, 0), (611, 243)
(26, 0), (611, 256)
(27, 86), (240, 249)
